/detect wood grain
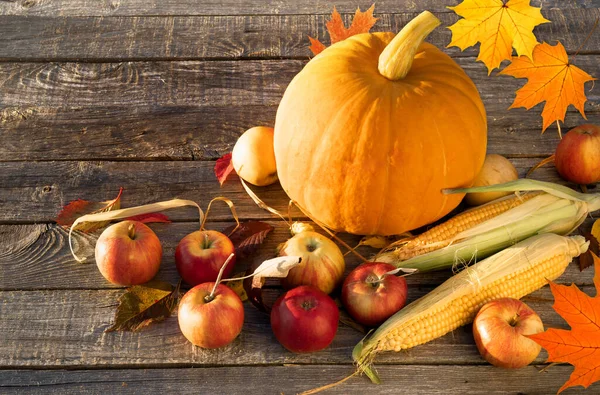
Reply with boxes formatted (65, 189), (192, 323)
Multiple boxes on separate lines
(1, 220), (595, 291)
(1, 9), (598, 61)
(0, 365), (589, 394)
(0, 157), (591, 223)
(1, 58), (597, 109)
(0, 57), (597, 161)
(0, 105), (585, 161)
(0, 0), (593, 16)
(0, 285), (592, 367)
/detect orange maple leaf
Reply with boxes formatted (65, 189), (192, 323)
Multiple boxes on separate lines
(528, 251), (600, 393)
(500, 42), (596, 132)
(448, 0), (549, 73)
(309, 5), (378, 56)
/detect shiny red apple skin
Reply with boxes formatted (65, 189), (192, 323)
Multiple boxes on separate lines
(178, 282), (244, 348)
(555, 124), (600, 185)
(175, 230), (236, 286)
(95, 220), (162, 286)
(473, 298), (544, 369)
(341, 262), (408, 327)
(270, 285), (339, 353)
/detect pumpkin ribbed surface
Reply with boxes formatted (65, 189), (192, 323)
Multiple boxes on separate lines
(274, 32), (487, 235)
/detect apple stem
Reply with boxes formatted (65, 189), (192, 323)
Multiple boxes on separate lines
(128, 223), (136, 240)
(509, 313), (520, 327)
(205, 253), (236, 303)
(365, 275), (383, 287)
(203, 232), (211, 249)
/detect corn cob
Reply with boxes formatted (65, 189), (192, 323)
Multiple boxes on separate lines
(377, 179), (600, 272)
(383, 192), (541, 260)
(354, 233), (589, 384)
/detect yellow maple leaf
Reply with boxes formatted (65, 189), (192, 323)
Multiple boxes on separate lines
(499, 42), (596, 132)
(592, 219), (600, 243)
(448, 0), (549, 73)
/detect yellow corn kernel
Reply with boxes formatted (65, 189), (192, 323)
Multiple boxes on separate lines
(381, 252), (568, 351)
(387, 192), (540, 261)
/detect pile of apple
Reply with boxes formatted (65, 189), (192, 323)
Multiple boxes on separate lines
(93, 213), (409, 352)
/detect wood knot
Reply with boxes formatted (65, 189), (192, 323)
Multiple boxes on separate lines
(21, 0), (37, 9)
(42, 185), (52, 193)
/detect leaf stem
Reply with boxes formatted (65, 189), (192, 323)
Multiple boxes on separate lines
(572, 17), (599, 63)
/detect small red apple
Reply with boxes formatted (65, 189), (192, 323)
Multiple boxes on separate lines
(555, 124), (600, 185)
(95, 220), (162, 286)
(473, 298), (544, 368)
(270, 285), (339, 353)
(341, 262), (408, 327)
(178, 282), (244, 348)
(175, 230), (236, 286)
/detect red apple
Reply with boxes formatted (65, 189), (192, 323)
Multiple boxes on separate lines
(341, 262), (408, 327)
(175, 230), (236, 286)
(95, 220), (162, 286)
(555, 124), (600, 184)
(178, 282), (244, 348)
(270, 285), (339, 353)
(473, 298), (544, 368)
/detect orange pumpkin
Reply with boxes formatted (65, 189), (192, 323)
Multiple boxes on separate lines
(274, 12), (487, 235)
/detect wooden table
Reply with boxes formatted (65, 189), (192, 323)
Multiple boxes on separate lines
(1, 1), (599, 393)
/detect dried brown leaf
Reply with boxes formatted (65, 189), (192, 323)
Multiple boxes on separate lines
(580, 231), (600, 272)
(106, 280), (180, 332)
(223, 221), (274, 259)
(225, 272), (248, 302)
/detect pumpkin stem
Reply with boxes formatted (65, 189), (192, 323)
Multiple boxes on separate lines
(378, 11), (441, 80)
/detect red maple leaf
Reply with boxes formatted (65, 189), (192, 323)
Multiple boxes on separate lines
(55, 188), (123, 232)
(214, 153), (235, 186)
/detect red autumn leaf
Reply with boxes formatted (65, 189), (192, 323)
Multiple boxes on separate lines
(222, 221), (274, 259)
(308, 37), (326, 56)
(56, 188), (123, 232)
(528, 256), (600, 393)
(214, 153), (236, 186)
(309, 5), (378, 55)
(125, 213), (171, 224)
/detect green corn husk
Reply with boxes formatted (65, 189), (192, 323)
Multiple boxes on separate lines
(377, 179), (600, 272)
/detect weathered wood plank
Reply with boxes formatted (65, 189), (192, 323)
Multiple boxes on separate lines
(0, 157), (590, 224)
(0, 105), (585, 161)
(1, 219), (594, 291)
(0, 0), (594, 16)
(0, 365), (589, 394)
(0, 105), (276, 161)
(1, 58), (598, 109)
(1, 9), (597, 61)
(0, 285), (592, 367)
(0, 58), (597, 161)
(0, 161), (293, 223)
